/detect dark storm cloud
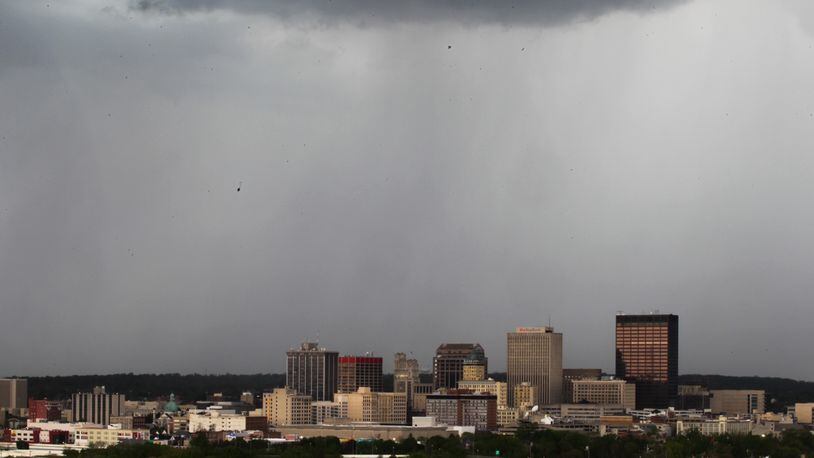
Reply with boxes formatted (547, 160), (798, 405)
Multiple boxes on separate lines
(130, 0), (686, 26)
(2, 0), (814, 381)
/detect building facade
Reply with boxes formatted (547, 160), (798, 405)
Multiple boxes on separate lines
(433, 343), (486, 390)
(507, 327), (563, 406)
(615, 314), (678, 409)
(571, 380), (636, 410)
(425, 391), (497, 431)
(28, 399), (61, 421)
(457, 379), (508, 408)
(338, 355), (383, 393)
(709, 390), (765, 415)
(562, 369), (602, 403)
(513, 382), (538, 409)
(188, 410), (249, 432)
(262, 388), (313, 426)
(0, 379), (27, 410)
(677, 385), (711, 410)
(795, 403), (814, 424)
(286, 342), (339, 402)
(344, 387), (407, 425)
(70, 387), (125, 425)
(311, 401), (344, 424)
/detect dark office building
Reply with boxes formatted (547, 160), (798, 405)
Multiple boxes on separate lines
(677, 385), (711, 410)
(433, 343), (486, 390)
(615, 313), (678, 409)
(338, 355), (383, 393)
(286, 342), (339, 401)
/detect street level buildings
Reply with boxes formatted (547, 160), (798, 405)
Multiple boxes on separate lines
(457, 379), (508, 408)
(262, 388), (313, 426)
(709, 390), (765, 415)
(513, 382), (537, 409)
(426, 390), (497, 431)
(571, 379), (636, 410)
(344, 387), (407, 425)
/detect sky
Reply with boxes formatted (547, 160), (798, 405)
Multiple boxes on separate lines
(2, 0), (814, 379)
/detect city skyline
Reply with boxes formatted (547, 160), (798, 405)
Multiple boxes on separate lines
(3, 0), (814, 380)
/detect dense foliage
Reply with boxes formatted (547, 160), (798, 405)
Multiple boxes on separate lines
(61, 428), (814, 458)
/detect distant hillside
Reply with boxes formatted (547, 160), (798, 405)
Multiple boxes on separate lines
(678, 374), (814, 408)
(26, 372), (814, 408)
(28, 373), (286, 402)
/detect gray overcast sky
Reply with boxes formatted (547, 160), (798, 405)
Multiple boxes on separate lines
(2, 0), (814, 379)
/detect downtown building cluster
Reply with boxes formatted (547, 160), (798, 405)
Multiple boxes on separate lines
(1, 312), (811, 450)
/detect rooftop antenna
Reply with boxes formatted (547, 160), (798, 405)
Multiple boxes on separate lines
(548, 314), (551, 328)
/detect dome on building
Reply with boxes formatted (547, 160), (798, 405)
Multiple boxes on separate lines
(463, 345), (486, 365)
(164, 393), (179, 413)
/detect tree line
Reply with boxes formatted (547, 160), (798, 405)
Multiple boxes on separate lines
(63, 427), (814, 458)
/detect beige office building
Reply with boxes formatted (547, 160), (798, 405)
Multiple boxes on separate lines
(457, 379), (508, 408)
(562, 369), (602, 402)
(497, 406), (520, 427)
(0, 379), (27, 410)
(344, 388), (407, 425)
(262, 388), (313, 426)
(571, 380), (636, 410)
(513, 382), (537, 409)
(709, 390), (765, 415)
(507, 327), (563, 405)
(463, 363), (486, 382)
(410, 383), (434, 414)
(795, 403), (814, 424)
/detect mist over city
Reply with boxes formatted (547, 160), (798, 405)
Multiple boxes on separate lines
(2, 1), (814, 455)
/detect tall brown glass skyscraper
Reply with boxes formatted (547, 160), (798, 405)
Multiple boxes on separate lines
(338, 355), (383, 393)
(615, 314), (678, 409)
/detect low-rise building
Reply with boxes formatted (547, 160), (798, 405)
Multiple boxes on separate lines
(598, 415), (635, 436)
(344, 388), (407, 425)
(311, 401), (344, 424)
(676, 416), (754, 436)
(709, 390), (765, 415)
(539, 404), (626, 424)
(411, 383), (434, 414)
(457, 379), (508, 408)
(513, 382), (537, 409)
(262, 388), (313, 426)
(795, 403), (814, 424)
(74, 428), (149, 447)
(188, 410), (248, 432)
(496, 406), (520, 427)
(571, 379), (636, 410)
(677, 385), (710, 410)
(275, 423), (449, 440)
(426, 390), (497, 431)
(562, 369), (602, 403)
